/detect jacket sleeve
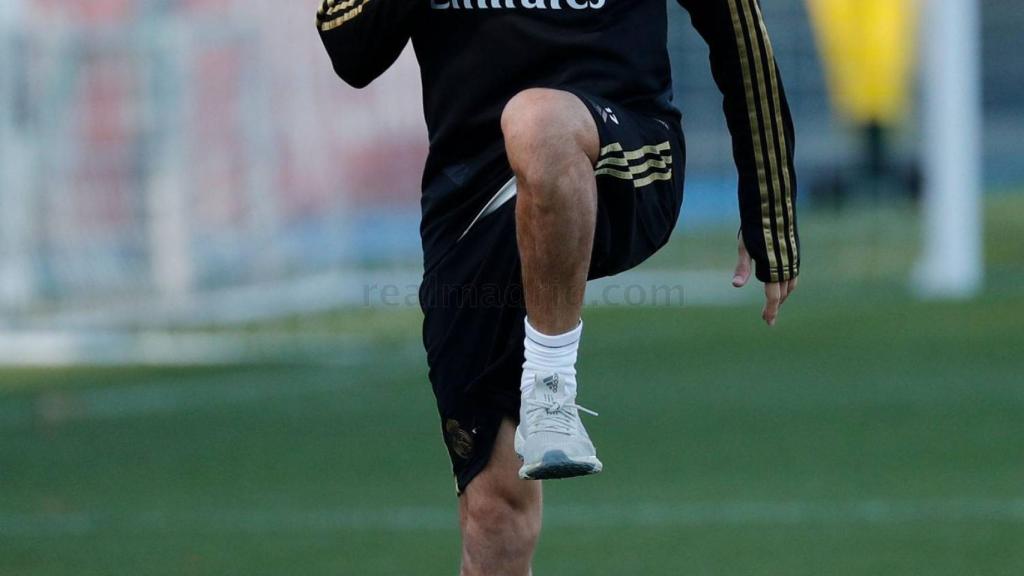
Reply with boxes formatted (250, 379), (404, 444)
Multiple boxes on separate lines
(316, 0), (422, 89)
(676, 0), (800, 283)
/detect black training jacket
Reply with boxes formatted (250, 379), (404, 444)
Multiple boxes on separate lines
(318, 0), (799, 283)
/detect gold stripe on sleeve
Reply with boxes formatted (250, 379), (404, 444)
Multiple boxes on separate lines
(739, 0), (790, 276)
(752, 0), (798, 270)
(726, 0), (780, 282)
(323, 0), (363, 18)
(318, 0), (372, 32)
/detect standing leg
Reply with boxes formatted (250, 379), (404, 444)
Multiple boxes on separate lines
(459, 419), (543, 576)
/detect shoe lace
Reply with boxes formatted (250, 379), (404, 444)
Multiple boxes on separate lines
(524, 397), (599, 435)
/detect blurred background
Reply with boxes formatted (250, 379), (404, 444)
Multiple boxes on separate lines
(1, 0), (1021, 574)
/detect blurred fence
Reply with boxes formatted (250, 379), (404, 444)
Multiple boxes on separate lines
(0, 0), (1021, 333)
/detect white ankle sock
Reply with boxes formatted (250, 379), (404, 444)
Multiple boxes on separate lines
(521, 318), (582, 397)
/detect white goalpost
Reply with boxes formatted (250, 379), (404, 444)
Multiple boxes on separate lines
(916, 0), (984, 299)
(0, 0), (33, 310)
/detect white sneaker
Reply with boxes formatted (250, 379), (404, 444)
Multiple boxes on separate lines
(515, 373), (603, 480)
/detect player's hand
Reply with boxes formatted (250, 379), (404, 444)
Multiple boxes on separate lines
(731, 235), (798, 327)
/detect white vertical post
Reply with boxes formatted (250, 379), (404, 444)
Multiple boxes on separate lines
(147, 23), (194, 305)
(916, 0), (983, 299)
(0, 0), (34, 311)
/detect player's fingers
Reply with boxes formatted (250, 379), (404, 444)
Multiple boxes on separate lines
(782, 274), (798, 305)
(780, 276), (799, 305)
(732, 258), (751, 288)
(763, 283), (781, 326)
(733, 236), (752, 288)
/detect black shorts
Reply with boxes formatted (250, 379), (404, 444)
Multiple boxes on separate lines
(419, 91), (686, 494)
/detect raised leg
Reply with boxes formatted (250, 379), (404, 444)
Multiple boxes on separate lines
(501, 88), (601, 335)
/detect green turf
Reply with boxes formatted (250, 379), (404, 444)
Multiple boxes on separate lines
(2, 196), (1023, 575)
(2, 292), (1022, 575)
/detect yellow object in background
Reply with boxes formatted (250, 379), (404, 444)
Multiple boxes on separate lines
(806, 0), (921, 125)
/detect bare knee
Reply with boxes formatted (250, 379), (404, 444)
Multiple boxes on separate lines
(501, 88), (599, 190)
(464, 492), (541, 547)
(461, 485), (541, 576)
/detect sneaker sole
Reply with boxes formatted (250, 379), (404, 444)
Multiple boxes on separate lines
(518, 450), (603, 480)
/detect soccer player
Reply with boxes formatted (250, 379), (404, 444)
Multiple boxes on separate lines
(318, 1), (800, 573)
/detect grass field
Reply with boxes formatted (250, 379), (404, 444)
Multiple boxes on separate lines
(2, 197), (1023, 575)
